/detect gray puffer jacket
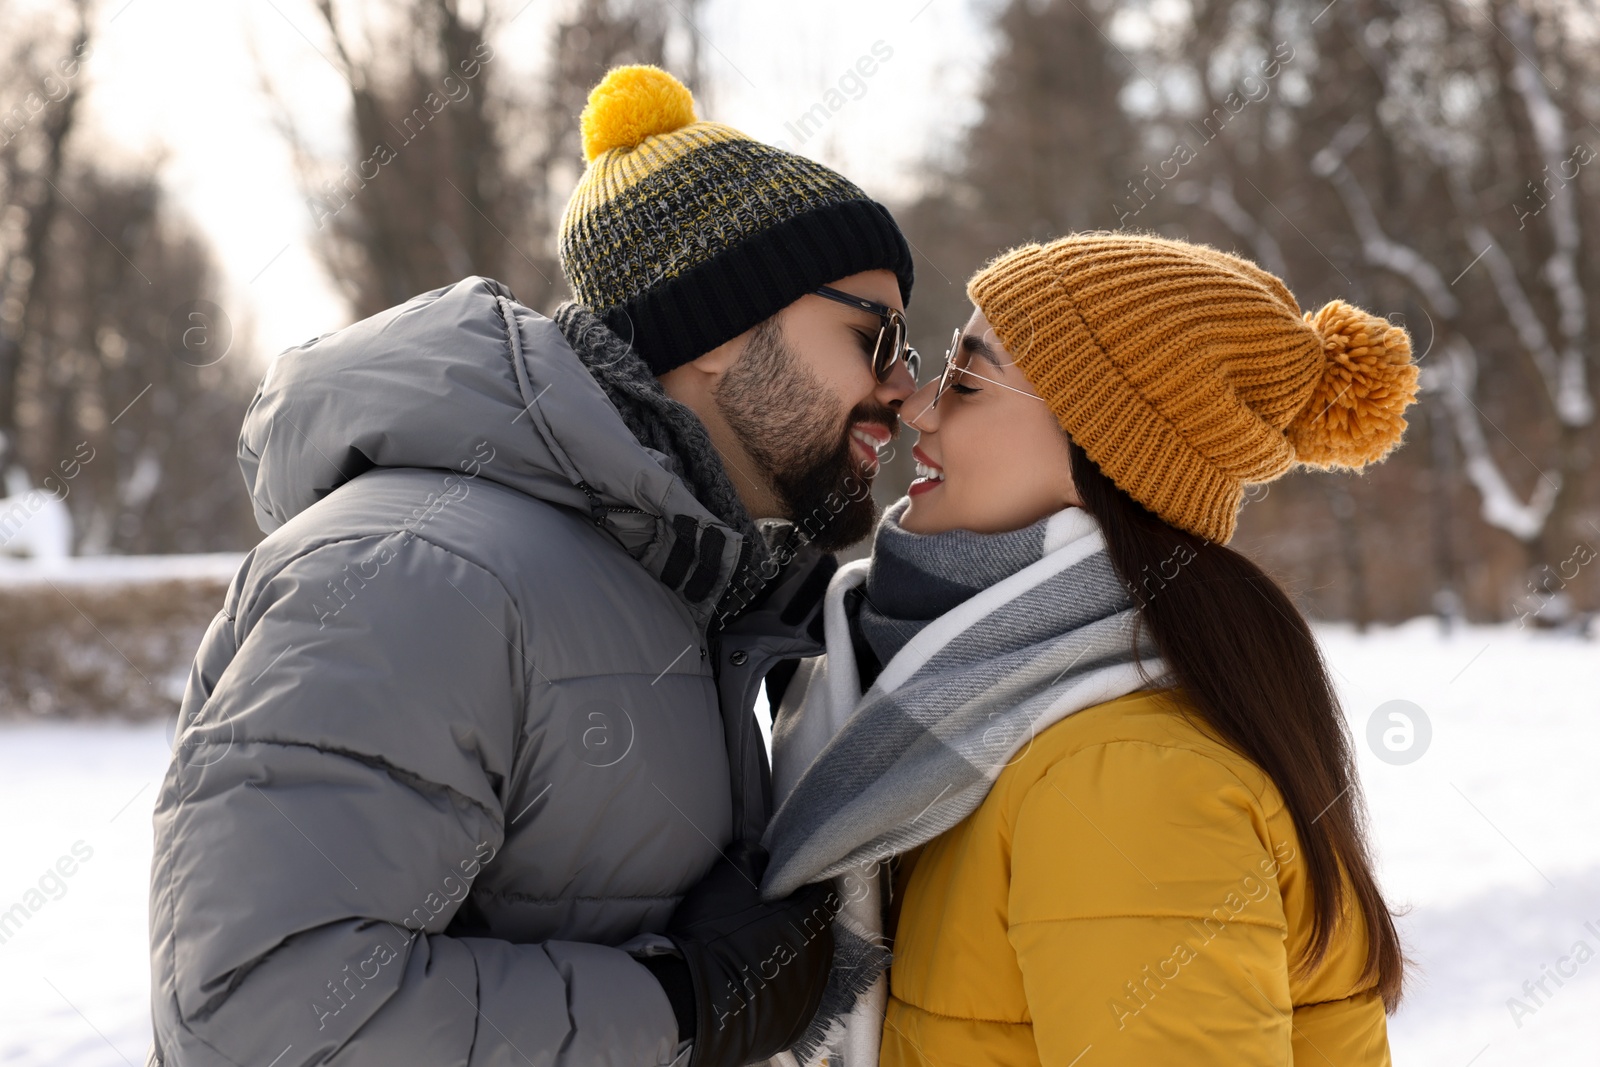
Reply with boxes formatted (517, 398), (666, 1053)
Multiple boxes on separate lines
(146, 277), (829, 1067)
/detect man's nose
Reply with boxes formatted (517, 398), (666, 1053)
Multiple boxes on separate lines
(875, 356), (919, 411)
(901, 379), (940, 432)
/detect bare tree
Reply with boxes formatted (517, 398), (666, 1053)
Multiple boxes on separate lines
(901, 0), (1138, 339)
(0, 0), (259, 556)
(905, 0), (1600, 622)
(267, 0), (673, 321)
(0, 0), (89, 480)
(31, 167), (261, 554)
(1290, 0), (1597, 622)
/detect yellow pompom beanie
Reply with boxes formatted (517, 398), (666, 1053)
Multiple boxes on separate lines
(968, 233), (1418, 544)
(559, 65), (913, 374)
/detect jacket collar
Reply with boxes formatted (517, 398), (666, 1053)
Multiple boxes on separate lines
(240, 276), (761, 630)
(498, 290), (762, 630)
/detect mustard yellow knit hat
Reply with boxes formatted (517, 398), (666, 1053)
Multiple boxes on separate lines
(968, 233), (1418, 544)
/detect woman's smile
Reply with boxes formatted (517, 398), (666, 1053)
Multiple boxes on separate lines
(899, 309), (1080, 533)
(909, 444), (944, 496)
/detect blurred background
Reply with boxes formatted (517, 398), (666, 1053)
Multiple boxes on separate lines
(1, 0), (1597, 1064)
(4, 0), (1599, 624)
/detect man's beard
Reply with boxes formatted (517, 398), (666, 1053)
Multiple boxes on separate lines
(713, 318), (897, 552)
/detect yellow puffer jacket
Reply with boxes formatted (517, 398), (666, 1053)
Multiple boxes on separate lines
(880, 688), (1391, 1067)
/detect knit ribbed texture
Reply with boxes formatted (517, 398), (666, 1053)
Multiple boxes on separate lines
(558, 68), (914, 375)
(968, 233), (1417, 544)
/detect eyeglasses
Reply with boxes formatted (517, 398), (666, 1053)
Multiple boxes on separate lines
(812, 285), (921, 383)
(927, 328), (1049, 409)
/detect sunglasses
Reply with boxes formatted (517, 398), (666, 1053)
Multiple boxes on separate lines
(813, 285), (921, 383)
(928, 327), (1049, 409)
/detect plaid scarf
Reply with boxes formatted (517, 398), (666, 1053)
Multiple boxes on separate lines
(761, 499), (1164, 1067)
(855, 501), (1055, 667)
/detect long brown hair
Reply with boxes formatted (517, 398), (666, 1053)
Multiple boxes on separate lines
(1069, 442), (1406, 1010)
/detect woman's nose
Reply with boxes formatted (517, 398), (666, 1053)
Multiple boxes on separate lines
(902, 379), (940, 432)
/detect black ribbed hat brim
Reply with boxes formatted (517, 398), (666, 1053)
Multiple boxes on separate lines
(601, 199), (915, 375)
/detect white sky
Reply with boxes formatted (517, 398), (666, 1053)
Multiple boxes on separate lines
(61, 0), (990, 364)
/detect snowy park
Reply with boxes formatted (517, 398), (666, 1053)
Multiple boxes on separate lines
(2, 607), (1596, 1066)
(5, 0), (1600, 1063)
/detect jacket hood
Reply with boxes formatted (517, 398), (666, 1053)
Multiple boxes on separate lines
(239, 275), (751, 627)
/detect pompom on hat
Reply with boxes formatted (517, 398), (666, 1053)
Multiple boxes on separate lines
(1289, 298), (1417, 468)
(559, 65), (914, 375)
(579, 64), (698, 161)
(968, 233), (1419, 545)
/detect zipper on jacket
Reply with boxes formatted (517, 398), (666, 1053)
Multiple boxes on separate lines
(574, 480), (648, 524)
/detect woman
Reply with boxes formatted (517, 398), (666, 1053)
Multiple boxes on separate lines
(760, 232), (1415, 1066)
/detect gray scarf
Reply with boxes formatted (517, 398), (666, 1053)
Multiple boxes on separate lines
(762, 499), (1165, 1066)
(856, 504), (1055, 666)
(554, 301), (774, 626)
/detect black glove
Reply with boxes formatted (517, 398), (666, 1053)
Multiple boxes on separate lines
(659, 842), (838, 1067)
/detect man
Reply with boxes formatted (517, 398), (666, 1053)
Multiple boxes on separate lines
(145, 65), (916, 1067)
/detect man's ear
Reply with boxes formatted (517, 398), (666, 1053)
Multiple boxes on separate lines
(659, 329), (748, 394)
(692, 330), (747, 375)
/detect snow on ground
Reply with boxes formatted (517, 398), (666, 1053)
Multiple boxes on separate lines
(0, 718), (170, 1066)
(0, 553), (245, 589)
(1321, 621), (1600, 1065)
(0, 620), (1595, 1065)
